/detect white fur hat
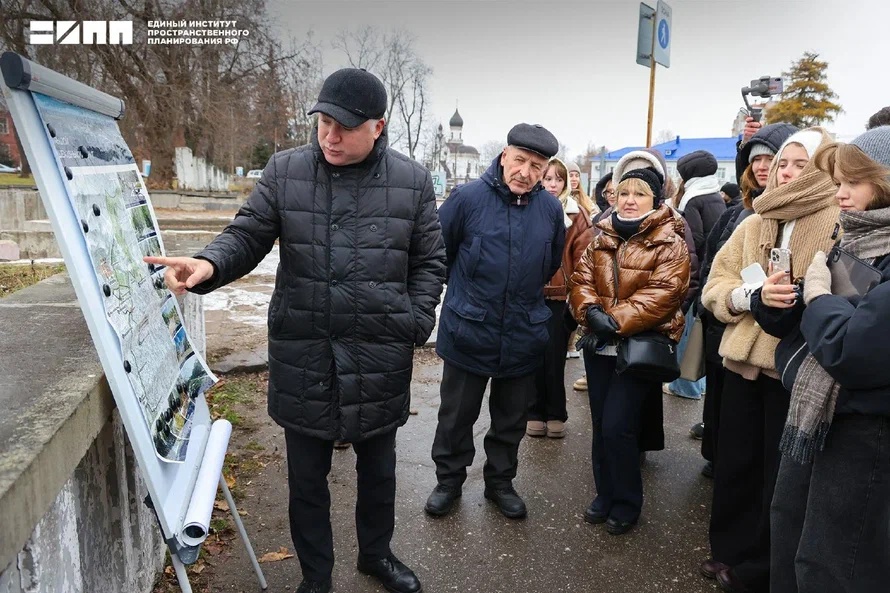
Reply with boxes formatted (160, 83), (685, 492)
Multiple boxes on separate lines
(612, 150), (666, 183)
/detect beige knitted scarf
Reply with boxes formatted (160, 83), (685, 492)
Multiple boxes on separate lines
(753, 127), (840, 278)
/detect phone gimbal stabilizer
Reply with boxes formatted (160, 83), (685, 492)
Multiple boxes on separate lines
(742, 75), (783, 123)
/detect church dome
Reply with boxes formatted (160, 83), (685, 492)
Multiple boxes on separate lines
(449, 108), (464, 128)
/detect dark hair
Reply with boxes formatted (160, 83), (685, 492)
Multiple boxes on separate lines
(594, 172), (614, 212)
(867, 107), (890, 130)
(814, 142), (890, 210)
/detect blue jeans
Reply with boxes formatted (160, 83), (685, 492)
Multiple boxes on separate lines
(666, 305), (705, 399)
(770, 414), (890, 593)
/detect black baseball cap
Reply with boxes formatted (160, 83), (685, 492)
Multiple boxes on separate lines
(308, 68), (387, 128)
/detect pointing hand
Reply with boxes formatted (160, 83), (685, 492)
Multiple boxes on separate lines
(143, 256), (214, 295)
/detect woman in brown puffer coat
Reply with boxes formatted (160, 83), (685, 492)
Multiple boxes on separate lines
(528, 157), (595, 439)
(569, 167), (690, 535)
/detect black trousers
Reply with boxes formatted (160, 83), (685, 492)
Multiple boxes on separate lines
(585, 352), (656, 523)
(432, 361), (534, 488)
(284, 428), (397, 582)
(529, 299), (570, 422)
(708, 370), (790, 592)
(701, 358), (725, 463)
(771, 415), (890, 593)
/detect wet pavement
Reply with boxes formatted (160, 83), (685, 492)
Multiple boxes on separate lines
(202, 358), (718, 593)
(160, 219), (720, 593)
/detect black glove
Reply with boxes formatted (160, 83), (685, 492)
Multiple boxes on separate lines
(575, 332), (596, 351)
(585, 306), (619, 341)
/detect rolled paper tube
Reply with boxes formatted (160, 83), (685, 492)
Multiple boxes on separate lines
(180, 419), (232, 546)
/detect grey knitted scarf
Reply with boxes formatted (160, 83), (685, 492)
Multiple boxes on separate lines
(781, 206), (890, 463)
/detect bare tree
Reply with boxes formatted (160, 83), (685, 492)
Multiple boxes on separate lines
(331, 26), (383, 70)
(655, 129), (676, 145)
(286, 34), (324, 147)
(0, 0), (313, 186)
(480, 140), (505, 163)
(396, 62), (431, 160)
(572, 142), (606, 176)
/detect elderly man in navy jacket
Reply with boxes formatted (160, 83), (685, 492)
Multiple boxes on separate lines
(425, 124), (566, 519)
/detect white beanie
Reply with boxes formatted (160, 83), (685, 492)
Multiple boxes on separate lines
(777, 130), (823, 161)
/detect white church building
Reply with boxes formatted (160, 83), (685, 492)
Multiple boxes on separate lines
(441, 108), (481, 190)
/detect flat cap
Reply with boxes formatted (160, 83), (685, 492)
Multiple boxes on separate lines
(507, 123), (559, 159)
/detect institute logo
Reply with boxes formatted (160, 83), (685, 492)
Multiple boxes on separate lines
(29, 21), (133, 45)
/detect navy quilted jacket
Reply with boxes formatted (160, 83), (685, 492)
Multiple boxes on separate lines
(435, 157), (565, 378)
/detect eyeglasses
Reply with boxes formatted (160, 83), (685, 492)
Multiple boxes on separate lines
(602, 190), (616, 199)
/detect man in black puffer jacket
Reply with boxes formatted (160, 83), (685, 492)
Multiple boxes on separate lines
(146, 68), (445, 593)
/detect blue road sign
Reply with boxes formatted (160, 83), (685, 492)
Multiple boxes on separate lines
(658, 19), (669, 49)
(654, 0), (672, 67)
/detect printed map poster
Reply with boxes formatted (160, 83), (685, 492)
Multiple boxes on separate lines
(32, 93), (216, 463)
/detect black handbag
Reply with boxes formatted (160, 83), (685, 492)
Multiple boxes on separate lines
(827, 247), (883, 300)
(616, 331), (681, 383)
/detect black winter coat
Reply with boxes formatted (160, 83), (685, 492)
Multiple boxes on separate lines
(750, 286), (806, 391)
(697, 201), (755, 361)
(192, 132), (446, 441)
(751, 256), (890, 416)
(802, 255), (890, 416)
(680, 191), (726, 265)
(436, 157), (565, 378)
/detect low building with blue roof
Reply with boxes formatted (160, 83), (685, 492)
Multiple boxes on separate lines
(591, 135), (742, 186)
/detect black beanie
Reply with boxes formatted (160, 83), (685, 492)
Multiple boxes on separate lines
(677, 150), (718, 181)
(620, 167), (664, 206)
(720, 182), (740, 199)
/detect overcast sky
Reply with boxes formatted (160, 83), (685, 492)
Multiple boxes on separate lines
(266, 0), (888, 157)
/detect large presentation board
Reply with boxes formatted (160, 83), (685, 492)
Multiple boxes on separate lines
(1, 52), (220, 553)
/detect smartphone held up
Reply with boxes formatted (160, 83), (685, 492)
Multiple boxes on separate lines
(769, 248), (793, 284)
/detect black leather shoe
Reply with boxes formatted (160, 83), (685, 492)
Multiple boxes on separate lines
(483, 485), (527, 519)
(690, 422), (704, 440)
(716, 567), (748, 592)
(296, 579), (332, 593)
(699, 558), (730, 580)
(583, 503), (608, 524)
(357, 554), (422, 593)
(424, 484), (461, 517)
(701, 461), (714, 479)
(605, 516), (637, 535)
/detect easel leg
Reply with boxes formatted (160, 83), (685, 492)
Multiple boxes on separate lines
(170, 548), (194, 593)
(220, 474), (268, 590)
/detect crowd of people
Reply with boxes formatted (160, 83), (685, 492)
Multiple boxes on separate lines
(148, 67), (890, 593)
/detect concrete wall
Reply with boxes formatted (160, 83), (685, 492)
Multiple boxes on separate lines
(0, 414), (166, 593)
(174, 147), (232, 192)
(0, 275), (206, 592)
(150, 190), (243, 212)
(0, 187), (43, 231)
(0, 187), (239, 259)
